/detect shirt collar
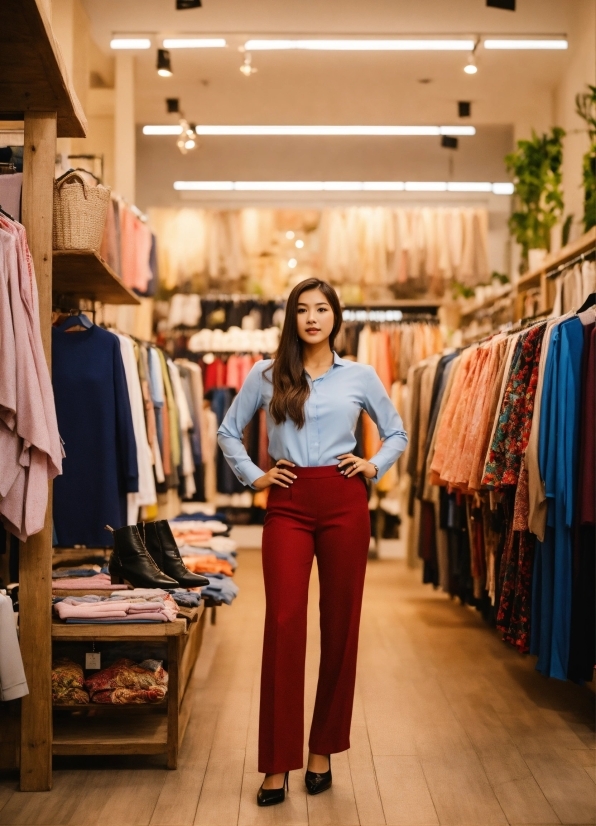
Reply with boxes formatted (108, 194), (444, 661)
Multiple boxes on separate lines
(332, 351), (347, 367)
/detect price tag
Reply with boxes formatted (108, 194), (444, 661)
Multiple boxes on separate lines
(86, 652), (101, 670)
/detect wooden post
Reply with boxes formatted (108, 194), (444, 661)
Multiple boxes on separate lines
(19, 110), (57, 792)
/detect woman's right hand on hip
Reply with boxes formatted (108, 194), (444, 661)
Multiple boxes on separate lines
(253, 459), (297, 490)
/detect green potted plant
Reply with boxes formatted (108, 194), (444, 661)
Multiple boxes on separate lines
(575, 85), (596, 232)
(505, 127), (565, 273)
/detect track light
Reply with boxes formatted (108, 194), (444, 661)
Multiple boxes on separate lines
(464, 53), (478, 74)
(239, 51), (258, 77)
(177, 120), (198, 154)
(157, 49), (173, 77)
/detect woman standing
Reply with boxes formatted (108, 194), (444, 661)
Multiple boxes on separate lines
(217, 278), (407, 806)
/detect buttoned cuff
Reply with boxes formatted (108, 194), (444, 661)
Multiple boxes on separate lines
(236, 460), (267, 490)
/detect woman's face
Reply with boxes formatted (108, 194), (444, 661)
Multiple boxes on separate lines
(296, 288), (335, 346)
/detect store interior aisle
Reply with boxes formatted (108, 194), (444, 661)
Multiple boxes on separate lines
(0, 548), (594, 826)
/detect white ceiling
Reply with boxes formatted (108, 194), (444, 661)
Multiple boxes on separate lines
(82, 0), (574, 128)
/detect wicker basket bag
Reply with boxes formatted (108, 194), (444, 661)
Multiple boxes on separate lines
(53, 170), (111, 251)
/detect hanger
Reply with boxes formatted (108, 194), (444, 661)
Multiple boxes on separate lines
(576, 292), (596, 313)
(56, 310), (93, 332)
(0, 205), (15, 221)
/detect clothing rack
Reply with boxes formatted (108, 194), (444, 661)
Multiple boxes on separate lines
(545, 246), (596, 279)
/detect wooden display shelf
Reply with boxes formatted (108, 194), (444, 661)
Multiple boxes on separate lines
(51, 607), (206, 768)
(53, 715), (168, 757)
(53, 250), (141, 306)
(0, 0), (86, 138)
(459, 284), (513, 321)
(52, 617), (189, 640)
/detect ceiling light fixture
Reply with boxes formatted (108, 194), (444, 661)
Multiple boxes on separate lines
(244, 38), (475, 51)
(163, 38), (226, 48)
(173, 180), (514, 194)
(288, 258), (298, 268)
(157, 48), (173, 76)
(239, 52), (258, 77)
(483, 38), (568, 49)
(464, 52), (478, 74)
(286, 231), (295, 239)
(110, 38), (151, 49)
(295, 239), (304, 248)
(144, 125), (183, 135)
(191, 125), (475, 136)
(176, 120), (198, 154)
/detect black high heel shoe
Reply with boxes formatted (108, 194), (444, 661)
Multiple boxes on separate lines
(138, 520), (210, 588)
(305, 755), (332, 795)
(256, 772), (289, 807)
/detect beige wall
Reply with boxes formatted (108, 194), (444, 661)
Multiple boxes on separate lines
(555, 0), (596, 239)
(53, 0), (115, 186)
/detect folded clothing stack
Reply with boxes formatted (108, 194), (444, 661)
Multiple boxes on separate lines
(52, 658), (89, 705)
(170, 519), (229, 536)
(168, 527), (214, 546)
(85, 658), (168, 704)
(180, 545), (238, 576)
(53, 593), (179, 623)
(200, 573), (239, 605)
(178, 551), (234, 577)
(52, 573), (129, 591)
(52, 564), (106, 579)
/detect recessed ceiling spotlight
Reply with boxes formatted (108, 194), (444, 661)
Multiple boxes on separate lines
(286, 231), (295, 239)
(295, 239), (304, 249)
(240, 52), (258, 77)
(157, 49), (173, 77)
(288, 258), (298, 269)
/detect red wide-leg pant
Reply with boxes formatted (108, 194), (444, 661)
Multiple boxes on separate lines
(259, 465), (370, 774)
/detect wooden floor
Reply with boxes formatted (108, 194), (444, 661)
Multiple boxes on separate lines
(1, 549), (594, 826)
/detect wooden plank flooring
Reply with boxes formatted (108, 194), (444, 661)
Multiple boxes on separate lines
(0, 548), (594, 826)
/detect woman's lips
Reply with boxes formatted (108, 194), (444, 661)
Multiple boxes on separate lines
(306, 329), (320, 334)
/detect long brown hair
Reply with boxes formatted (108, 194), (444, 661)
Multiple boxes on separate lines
(268, 278), (343, 428)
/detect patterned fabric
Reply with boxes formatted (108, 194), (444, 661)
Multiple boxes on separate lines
(496, 460), (535, 653)
(482, 324), (546, 488)
(84, 658), (168, 704)
(52, 658), (89, 705)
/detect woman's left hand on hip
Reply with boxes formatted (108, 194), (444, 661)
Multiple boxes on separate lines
(337, 453), (377, 479)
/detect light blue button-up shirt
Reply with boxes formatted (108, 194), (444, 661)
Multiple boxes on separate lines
(217, 351), (408, 488)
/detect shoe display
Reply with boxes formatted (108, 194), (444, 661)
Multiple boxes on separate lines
(106, 524), (179, 589)
(256, 772), (289, 807)
(138, 520), (210, 588)
(305, 755), (332, 795)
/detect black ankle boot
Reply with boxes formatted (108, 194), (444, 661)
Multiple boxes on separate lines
(106, 525), (179, 589)
(305, 755), (332, 795)
(138, 520), (210, 588)
(257, 772), (289, 807)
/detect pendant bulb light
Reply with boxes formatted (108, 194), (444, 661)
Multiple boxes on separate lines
(464, 52), (478, 74)
(157, 49), (173, 77)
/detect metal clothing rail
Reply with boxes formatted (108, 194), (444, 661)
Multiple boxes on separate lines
(545, 246), (596, 279)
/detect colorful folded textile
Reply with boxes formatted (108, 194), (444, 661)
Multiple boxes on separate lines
(182, 553), (234, 577)
(53, 594), (178, 623)
(85, 658), (168, 704)
(52, 573), (129, 590)
(52, 658), (89, 705)
(200, 573), (239, 605)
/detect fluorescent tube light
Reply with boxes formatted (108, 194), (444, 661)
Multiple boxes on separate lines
(174, 181), (234, 190)
(362, 182), (406, 191)
(447, 182), (492, 192)
(163, 38), (227, 48)
(190, 125), (475, 136)
(110, 38), (151, 49)
(235, 181), (325, 191)
(174, 180), (514, 193)
(143, 125), (183, 135)
(244, 39), (475, 51)
(492, 182), (514, 194)
(483, 39), (568, 49)
(405, 182), (448, 191)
